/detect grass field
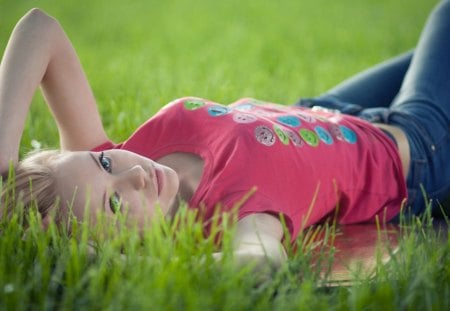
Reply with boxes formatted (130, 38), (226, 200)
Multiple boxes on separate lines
(1, 0), (449, 310)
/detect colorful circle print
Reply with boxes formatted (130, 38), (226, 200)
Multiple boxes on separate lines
(299, 128), (319, 147)
(234, 103), (254, 112)
(329, 124), (344, 141)
(255, 125), (276, 146)
(184, 99), (205, 110)
(314, 126), (333, 145)
(274, 125), (290, 145)
(233, 113), (257, 124)
(296, 112), (316, 123)
(339, 125), (357, 144)
(208, 105), (231, 117)
(286, 129), (304, 147)
(277, 115), (301, 127)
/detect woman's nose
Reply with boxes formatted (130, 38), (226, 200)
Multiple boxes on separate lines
(116, 165), (150, 190)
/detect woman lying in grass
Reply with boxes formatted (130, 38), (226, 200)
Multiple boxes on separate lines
(1, 1), (449, 271)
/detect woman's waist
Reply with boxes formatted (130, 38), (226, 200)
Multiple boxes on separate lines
(373, 123), (410, 179)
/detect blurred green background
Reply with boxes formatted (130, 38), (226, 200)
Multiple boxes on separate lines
(0, 0), (438, 150)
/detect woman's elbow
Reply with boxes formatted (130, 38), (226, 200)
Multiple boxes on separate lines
(18, 8), (59, 33)
(23, 8), (54, 22)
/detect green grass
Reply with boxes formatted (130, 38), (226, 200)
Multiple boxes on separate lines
(0, 0), (438, 148)
(0, 200), (448, 310)
(1, 0), (449, 310)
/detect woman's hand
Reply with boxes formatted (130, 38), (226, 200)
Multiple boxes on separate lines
(0, 9), (109, 173)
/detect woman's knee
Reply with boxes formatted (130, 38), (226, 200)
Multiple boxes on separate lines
(433, 0), (450, 19)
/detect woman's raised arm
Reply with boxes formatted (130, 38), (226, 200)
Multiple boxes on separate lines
(0, 8), (109, 173)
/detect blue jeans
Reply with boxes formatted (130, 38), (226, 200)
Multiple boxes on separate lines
(296, 0), (450, 216)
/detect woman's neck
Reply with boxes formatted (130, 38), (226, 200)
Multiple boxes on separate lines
(156, 152), (204, 203)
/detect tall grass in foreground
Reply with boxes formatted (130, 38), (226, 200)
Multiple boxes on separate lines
(0, 190), (449, 310)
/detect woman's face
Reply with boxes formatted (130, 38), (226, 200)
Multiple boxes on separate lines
(52, 150), (179, 229)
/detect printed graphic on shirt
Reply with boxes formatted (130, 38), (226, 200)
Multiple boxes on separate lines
(208, 105), (231, 117)
(184, 99), (206, 110)
(234, 103), (254, 112)
(299, 128), (319, 147)
(233, 113), (258, 124)
(312, 114), (329, 123)
(296, 112), (316, 123)
(254, 109), (275, 117)
(339, 125), (358, 144)
(285, 128), (304, 147)
(179, 97), (358, 148)
(277, 115), (301, 127)
(255, 125), (276, 146)
(274, 125), (290, 145)
(314, 126), (333, 145)
(329, 124), (345, 141)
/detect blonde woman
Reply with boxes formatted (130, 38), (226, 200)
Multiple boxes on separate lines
(1, 2), (449, 270)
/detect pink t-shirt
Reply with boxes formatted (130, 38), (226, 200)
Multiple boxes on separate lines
(94, 97), (407, 241)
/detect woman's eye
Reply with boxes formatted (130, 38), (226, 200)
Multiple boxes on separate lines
(99, 152), (112, 173)
(109, 193), (122, 214)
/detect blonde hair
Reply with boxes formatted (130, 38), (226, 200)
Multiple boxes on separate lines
(1, 150), (63, 226)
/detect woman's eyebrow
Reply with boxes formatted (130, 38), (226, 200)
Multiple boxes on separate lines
(88, 152), (108, 212)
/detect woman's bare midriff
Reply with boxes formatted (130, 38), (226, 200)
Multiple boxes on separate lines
(374, 123), (410, 180)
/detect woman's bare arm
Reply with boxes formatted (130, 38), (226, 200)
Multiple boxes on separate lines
(0, 8), (109, 172)
(214, 213), (288, 278)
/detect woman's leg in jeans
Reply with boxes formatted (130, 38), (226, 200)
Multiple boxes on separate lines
(319, 51), (413, 108)
(389, 0), (450, 214)
(297, 51), (413, 114)
(392, 0), (450, 118)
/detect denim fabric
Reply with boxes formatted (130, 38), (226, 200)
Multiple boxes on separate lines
(296, 0), (450, 215)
